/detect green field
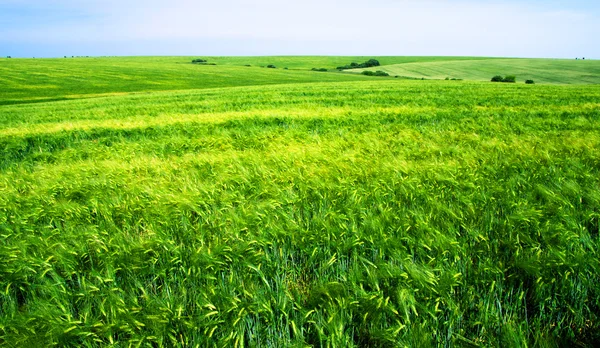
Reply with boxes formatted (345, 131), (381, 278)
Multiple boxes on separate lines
(358, 58), (600, 84)
(0, 56), (502, 105)
(1, 56), (600, 346)
(0, 56), (372, 106)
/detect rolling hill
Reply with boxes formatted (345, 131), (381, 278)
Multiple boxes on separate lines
(358, 58), (600, 84)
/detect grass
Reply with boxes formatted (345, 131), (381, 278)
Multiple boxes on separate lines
(1, 57), (600, 346)
(0, 57), (368, 105)
(358, 58), (600, 84)
(0, 56), (499, 105)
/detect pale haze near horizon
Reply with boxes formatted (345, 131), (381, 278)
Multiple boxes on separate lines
(0, 0), (598, 58)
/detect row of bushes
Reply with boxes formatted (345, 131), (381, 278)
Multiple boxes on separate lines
(362, 71), (389, 77)
(337, 59), (380, 70)
(311, 68), (328, 72)
(492, 75), (535, 84)
(191, 59), (217, 65)
(491, 75), (516, 83)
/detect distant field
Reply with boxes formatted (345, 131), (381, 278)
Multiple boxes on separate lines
(0, 56), (501, 105)
(359, 58), (600, 84)
(0, 57), (373, 105)
(203, 55), (497, 69)
(2, 56), (598, 106)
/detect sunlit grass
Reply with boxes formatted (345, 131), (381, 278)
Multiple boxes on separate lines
(359, 58), (600, 84)
(0, 78), (599, 346)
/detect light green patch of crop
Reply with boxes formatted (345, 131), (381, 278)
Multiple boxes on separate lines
(0, 72), (599, 347)
(358, 58), (600, 84)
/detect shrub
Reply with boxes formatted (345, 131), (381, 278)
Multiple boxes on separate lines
(311, 68), (328, 72)
(192, 59), (207, 63)
(244, 64), (251, 67)
(365, 59), (381, 67)
(492, 75), (517, 83)
(267, 65), (276, 69)
(362, 70), (389, 77)
(337, 59), (381, 70)
(525, 79), (535, 84)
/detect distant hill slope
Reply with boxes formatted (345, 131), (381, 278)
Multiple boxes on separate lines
(0, 57), (370, 105)
(0, 56), (496, 105)
(2, 56), (597, 106)
(203, 56), (496, 69)
(359, 58), (600, 84)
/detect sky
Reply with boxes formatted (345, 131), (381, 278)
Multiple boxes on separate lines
(0, 0), (598, 58)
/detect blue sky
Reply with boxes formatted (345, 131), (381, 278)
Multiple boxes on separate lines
(1, 0), (598, 58)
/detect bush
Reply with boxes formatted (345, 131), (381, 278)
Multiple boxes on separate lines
(491, 75), (516, 83)
(362, 70), (389, 77)
(337, 59), (381, 70)
(244, 64), (251, 67)
(192, 59), (207, 63)
(267, 65), (276, 69)
(525, 79), (535, 84)
(311, 68), (328, 72)
(365, 59), (381, 67)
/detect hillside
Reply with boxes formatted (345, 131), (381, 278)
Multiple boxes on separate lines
(0, 57), (371, 106)
(0, 56), (504, 106)
(3, 56), (597, 107)
(358, 58), (600, 84)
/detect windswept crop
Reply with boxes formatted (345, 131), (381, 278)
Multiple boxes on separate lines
(0, 76), (599, 346)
